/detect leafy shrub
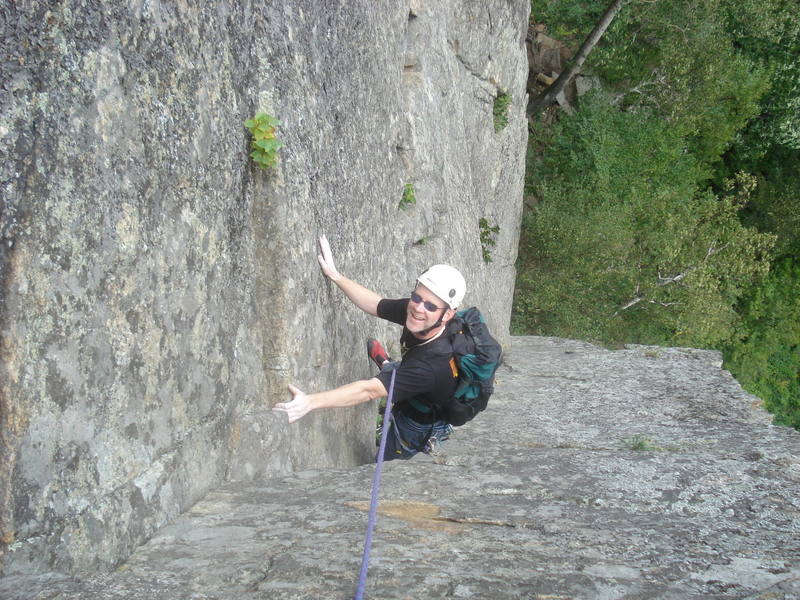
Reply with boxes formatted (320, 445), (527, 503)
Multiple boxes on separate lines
(493, 92), (512, 132)
(399, 183), (416, 209)
(479, 218), (500, 263)
(245, 113), (283, 170)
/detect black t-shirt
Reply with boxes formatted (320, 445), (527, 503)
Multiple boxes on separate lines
(375, 298), (459, 424)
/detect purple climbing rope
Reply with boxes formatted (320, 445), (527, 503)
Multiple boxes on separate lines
(354, 366), (397, 600)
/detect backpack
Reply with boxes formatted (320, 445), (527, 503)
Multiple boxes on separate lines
(443, 307), (503, 426)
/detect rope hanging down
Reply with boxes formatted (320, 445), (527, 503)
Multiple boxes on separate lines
(354, 366), (397, 600)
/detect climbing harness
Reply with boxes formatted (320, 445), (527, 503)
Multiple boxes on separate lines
(354, 366), (397, 600)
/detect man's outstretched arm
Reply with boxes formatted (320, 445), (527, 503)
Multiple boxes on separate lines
(272, 377), (388, 423)
(318, 235), (382, 316)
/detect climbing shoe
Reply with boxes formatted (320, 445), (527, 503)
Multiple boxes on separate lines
(367, 338), (390, 368)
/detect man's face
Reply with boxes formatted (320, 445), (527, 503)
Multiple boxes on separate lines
(406, 284), (452, 336)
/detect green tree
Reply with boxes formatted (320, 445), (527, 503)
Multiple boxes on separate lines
(719, 0), (800, 257)
(720, 0), (800, 161)
(523, 0), (797, 428)
(514, 94), (774, 347)
(714, 0), (800, 429)
(724, 258), (800, 428)
(737, 147), (800, 258)
(528, 0), (626, 116)
(533, 0), (770, 165)
(592, 0), (768, 165)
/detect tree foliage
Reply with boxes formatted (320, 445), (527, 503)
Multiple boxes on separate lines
(723, 258), (800, 428)
(737, 146), (800, 258)
(521, 0), (799, 428)
(528, 0), (626, 116)
(546, 0), (769, 165)
(514, 94), (774, 347)
(720, 0), (800, 160)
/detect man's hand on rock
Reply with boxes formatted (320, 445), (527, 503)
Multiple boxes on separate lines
(272, 385), (313, 423)
(317, 235), (341, 282)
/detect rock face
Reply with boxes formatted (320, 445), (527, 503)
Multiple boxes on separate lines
(0, 1), (529, 575)
(1, 336), (798, 599)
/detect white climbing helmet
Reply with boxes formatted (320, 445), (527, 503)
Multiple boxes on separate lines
(417, 264), (466, 310)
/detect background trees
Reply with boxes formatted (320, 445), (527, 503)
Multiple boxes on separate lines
(516, 93), (774, 347)
(516, 0), (799, 426)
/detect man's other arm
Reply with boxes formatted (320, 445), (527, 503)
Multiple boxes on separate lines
(272, 377), (388, 423)
(317, 235), (382, 316)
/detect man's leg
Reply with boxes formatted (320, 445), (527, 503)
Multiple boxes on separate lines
(379, 411), (440, 461)
(380, 416), (419, 461)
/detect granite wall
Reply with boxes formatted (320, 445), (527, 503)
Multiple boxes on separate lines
(0, 0), (529, 574)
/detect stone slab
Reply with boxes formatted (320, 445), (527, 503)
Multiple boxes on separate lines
(2, 336), (798, 599)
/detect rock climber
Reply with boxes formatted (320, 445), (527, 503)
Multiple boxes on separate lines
(272, 235), (467, 460)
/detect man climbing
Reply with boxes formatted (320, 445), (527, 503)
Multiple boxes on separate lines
(272, 235), (466, 460)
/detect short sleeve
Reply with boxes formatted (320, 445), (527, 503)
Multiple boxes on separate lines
(375, 359), (438, 405)
(377, 298), (409, 326)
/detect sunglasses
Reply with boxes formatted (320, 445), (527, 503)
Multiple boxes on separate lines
(410, 291), (446, 312)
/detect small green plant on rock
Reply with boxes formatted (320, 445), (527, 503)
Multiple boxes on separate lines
(493, 92), (512, 132)
(479, 217), (500, 263)
(413, 235), (431, 246)
(399, 183), (416, 209)
(244, 112), (283, 170)
(625, 434), (663, 452)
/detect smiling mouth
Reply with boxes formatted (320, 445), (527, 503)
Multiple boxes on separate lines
(409, 312), (426, 322)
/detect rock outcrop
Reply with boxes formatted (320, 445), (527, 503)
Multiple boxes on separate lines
(1, 336), (798, 598)
(0, 1), (529, 574)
